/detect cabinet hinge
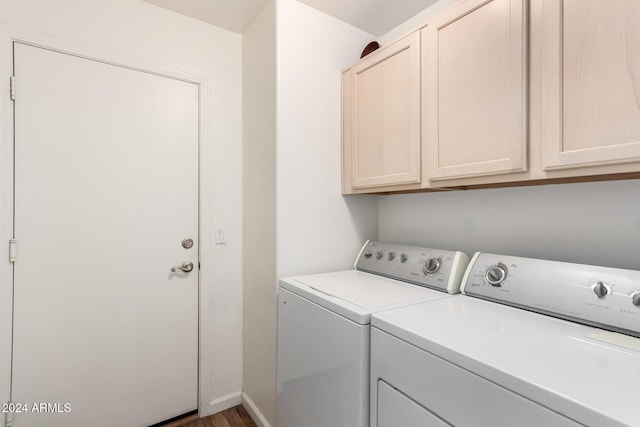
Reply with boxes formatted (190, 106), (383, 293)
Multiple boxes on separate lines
(5, 407), (14, 427)
(9, 239), (16, 263)
(9, 76), (15, 101)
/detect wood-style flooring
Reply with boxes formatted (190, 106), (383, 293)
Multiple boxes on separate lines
(161, 406), (257, 427)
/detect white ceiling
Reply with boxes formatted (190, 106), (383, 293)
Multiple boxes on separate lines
(141, 0), (270, 34)
(141, 0), (438, 36)
(297, 0), (438, 36)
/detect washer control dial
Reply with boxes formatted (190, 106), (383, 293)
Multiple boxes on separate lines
(423, 257), (442, 275)
(632, 292), (640, 308)
(593, 281), (610, 299)
(376, 251), (384, 260)
(400, 253), (408, 263)
(485, 263), (508, 286)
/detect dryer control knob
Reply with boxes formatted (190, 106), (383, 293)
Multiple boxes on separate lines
(388, 252), (396, 261)
(631, 292), (640, 307)
(593, 281), (610, 299)
(485, 264), (507, 286)
(376, 251), (384, 260)
(400, 253), (408, 263)
(423, 257), (442, 275)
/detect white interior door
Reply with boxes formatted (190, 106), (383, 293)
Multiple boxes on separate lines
(11, 42), (199, 427)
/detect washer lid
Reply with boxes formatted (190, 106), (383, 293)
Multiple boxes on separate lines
(280, 270), (448, 325)
(372, 297), (640, 427)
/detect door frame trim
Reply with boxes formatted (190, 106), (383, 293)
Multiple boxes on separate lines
(0, 24), (216, 418)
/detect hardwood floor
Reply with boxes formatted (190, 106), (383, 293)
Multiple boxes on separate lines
(161, 406), (257, 427)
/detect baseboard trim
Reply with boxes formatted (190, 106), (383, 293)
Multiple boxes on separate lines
(201, 391), (242, 417)
(241, 392), (272, 427)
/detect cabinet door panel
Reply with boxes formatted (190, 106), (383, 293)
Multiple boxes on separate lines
(542, 0), (640, 170)
(426, 0), (527, 180)
(350, 33), (421, 189)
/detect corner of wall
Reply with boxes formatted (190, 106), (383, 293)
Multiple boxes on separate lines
(241, 392), (274, 427)
(241, 0), (278, 425)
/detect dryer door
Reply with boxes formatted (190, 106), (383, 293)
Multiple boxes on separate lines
(371, 327), (582, 427)
(377, 380), (449, 427)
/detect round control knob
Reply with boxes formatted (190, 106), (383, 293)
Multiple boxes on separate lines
(484, 263), (507, 286)
(388, 252), (396, 261)
(376, 251), (383, 260)
(363, 251), (372, 259)
(400, 253), (408, 263)
(632, 292), (640, 308)
(593, 281), (610, 299)
(423, 257), (442, 275)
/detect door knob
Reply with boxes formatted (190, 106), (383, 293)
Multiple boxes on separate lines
(171, 261), (194, 273)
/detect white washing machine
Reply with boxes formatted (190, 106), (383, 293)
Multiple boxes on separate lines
(277, 241), (469, 427)
(370, 252), (640, 427)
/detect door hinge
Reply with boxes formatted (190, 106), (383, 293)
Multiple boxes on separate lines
(5, 407), (14, 427)
(9, 239), (16, 263)
(9, 76), (15, 101)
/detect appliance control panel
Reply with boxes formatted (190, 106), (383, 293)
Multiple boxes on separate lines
(462, 253), (640, 338)
(355, 241), (469, 294)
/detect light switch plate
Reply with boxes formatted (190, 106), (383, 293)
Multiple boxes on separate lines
(215, 226), (227, 244)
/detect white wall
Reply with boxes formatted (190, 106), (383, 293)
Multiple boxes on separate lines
(0, 0), (243, 416)
(238, 1), (379, 425)
(377, 0), (460, 44)
(242, 1), (278, 426)
(276, 0), (378, 278)
(379, 180), (640, 270)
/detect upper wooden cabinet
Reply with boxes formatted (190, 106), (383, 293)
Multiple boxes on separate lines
(424, 0), (527, 181)
(343, 33), (421, 192)
(341, 0), (640, 194)
(541, 0), (640, 171)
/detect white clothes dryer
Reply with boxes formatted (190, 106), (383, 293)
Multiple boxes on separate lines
(277, 241), (469, 427)
(370, 253), (640, 427)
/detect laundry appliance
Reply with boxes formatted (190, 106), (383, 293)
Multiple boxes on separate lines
(277, 240), (469, 427)
(370, 252), (640, 427)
